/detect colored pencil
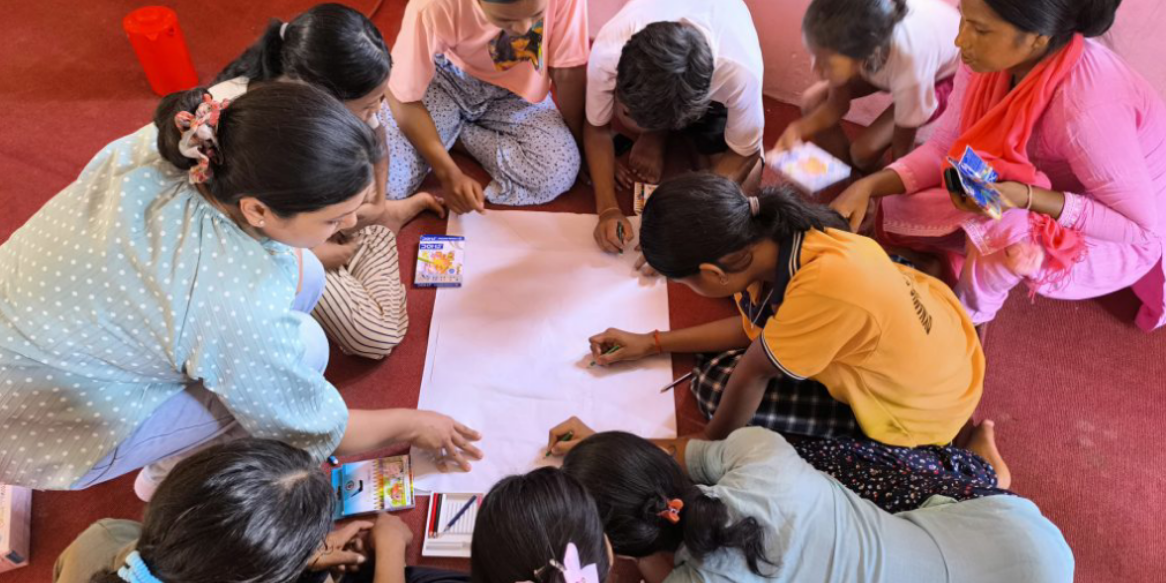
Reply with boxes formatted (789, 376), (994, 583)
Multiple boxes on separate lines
(660, 372), (694, 393)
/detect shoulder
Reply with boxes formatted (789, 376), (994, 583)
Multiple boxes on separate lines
(1058, 41), (1153, 114)
(794, 229), (887, 289)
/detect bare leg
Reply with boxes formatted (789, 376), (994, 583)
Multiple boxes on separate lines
(966, 419), (1011, 490)
(627, 129), (668, 184)
(850, 104), (895, 173)
(376, 193), (446, 234)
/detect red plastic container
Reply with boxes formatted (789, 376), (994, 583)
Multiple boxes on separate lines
(123, 6), (200, 96)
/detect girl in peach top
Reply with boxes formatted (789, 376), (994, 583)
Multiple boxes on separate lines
(384, 0), (590, 213)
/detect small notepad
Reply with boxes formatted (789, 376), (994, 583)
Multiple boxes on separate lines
(422, 492), (483, 558)
(767, 143), (852, 193)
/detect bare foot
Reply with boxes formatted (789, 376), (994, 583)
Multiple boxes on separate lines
(628, 130), (668, 184)
(966, 420), (1011, 490)
(378, 192), (446, 233)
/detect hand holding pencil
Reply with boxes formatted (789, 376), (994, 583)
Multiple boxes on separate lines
(587, 328), (658, 366)
(546, 416), (597, 457)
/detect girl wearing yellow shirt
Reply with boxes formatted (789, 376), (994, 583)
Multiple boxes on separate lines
(590, 173), (1006, 509)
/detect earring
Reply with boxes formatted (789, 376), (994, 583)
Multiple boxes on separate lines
(719, 277), (729, 285)
(258, 220), (266, 227)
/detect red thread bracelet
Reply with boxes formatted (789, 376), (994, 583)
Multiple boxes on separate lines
(653, 330), (664, 354)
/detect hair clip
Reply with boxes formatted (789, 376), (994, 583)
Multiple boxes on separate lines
(747, 196), (761, 217)
(657, 498), (684, 524)
(117, 550), (164, 583)
(174, 94), (230, 184)
(517, 542), (600, 583)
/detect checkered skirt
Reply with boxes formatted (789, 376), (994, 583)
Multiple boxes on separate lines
(691, 349), (860, 439)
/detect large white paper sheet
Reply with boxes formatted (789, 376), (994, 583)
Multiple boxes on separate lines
(412, 211), (676, 492)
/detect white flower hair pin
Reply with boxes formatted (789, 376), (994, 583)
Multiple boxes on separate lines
(518, 542), (600, 583)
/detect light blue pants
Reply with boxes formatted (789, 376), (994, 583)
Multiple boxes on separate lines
(71, 252), (330, 489)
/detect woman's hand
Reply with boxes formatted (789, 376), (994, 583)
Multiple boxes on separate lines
(309, 520), (373, 573)
(594, 209), (633, 254)
(546, 416), (597, 456)
(440, 169), (486, 214)
(830, 179), (876, 232)
(407, 411), (484, 472)
(369, 513), (413, 554)
(588, 328), (658, 366)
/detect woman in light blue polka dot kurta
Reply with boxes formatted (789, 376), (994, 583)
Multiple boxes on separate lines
(0, 84), (482, 491)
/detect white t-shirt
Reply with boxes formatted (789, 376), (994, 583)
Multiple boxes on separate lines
(862, 0), (961, 128)
(586, 0), (765, 157)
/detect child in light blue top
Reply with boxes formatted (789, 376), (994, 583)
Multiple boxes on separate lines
(536, 422), (1073, 583)
(0, 83), (482, 491)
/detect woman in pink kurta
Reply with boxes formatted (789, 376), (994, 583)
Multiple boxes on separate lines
(831, 0), (1166, 331)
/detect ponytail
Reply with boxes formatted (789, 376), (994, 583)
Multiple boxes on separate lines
(213, 4), (390, 102)
(213, 19), (285, 85)
(803, 0), (907, 61)
(563, 432), (776, 577)
(152, 83), (380, 217)
(471, 468), (610, 583)
(639, 173), (847, 279)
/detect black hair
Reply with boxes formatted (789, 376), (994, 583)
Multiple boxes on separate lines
(214, 3), (391, 102)
(615, 22), (715, 131)
(562, 432), (775, 576)
(471, 468), (610, 583)
(803, 0), (908, 68)
(88, 439), (334, 583)
(639, 173), (849, 279)
(982, 0), (1122, 50)
(153, 83), (380, 217)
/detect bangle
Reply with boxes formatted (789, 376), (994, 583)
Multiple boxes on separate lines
(1024, 183), (1034, 211)
(598, 207), (623, 220)
(652, 330), (664, 354)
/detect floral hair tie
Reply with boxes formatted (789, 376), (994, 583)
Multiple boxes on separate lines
(517, 542), (599, 583)
(658, 498), (684, 524)
(174, 94), (230, 184)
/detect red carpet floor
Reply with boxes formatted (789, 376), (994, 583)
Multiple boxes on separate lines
(1, 1), (1163, 582)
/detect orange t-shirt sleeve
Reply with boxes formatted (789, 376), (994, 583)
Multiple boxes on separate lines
(388, 2), (446, 103)
(761, 293), (873, 381)
(547, 0), (590, 69)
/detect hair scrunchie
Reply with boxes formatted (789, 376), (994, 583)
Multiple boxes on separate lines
(118, 550), (164, 583)
(747, 196), (761, 217)
(174, 94), (230, 184)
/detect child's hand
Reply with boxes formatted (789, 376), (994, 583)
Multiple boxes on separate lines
(407, 411), (484, 472)
(312, 235), (363, 271)
(588, 328), (656, 366)
(547, 416), (597, 456)
(369, 513), (413, 554)
(830, 180), (875, 232)
(773, 122), (805, 153)
(633, 247), (658, 277)
(595, 209), (633, 254)
(441, 170), (487, 214)
(309, 520), (373, 573)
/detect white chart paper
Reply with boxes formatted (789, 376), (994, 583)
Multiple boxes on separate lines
(411, 211), (676, 492)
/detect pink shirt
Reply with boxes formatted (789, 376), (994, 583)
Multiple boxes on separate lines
(886, 40), (1166, 251)
(389, 0), (590, 104)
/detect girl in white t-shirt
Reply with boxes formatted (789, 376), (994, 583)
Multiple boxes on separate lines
(775, 0), (960, 172)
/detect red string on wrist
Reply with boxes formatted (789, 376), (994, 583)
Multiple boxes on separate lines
(652, 330), (664, 354)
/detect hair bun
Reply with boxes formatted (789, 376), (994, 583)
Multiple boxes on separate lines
(153, 87), (211, 171)
(1075, 0), (1121, 38)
